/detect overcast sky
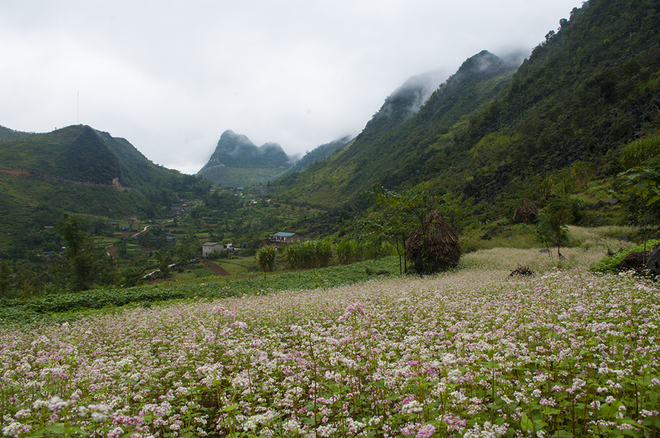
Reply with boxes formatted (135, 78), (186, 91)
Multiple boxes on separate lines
(0, 0), (582, 174)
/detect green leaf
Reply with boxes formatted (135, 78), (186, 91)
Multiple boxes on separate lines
(221, 404), (239, 412)
(520, 413), (534, 431)
(40, 425), (67, 434)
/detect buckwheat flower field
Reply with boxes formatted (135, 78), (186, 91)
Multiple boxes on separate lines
(1, 244), (659, 437)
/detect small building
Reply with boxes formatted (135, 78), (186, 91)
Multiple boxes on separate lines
(202, 242), (224, 257)
(269, 232), (299, 246)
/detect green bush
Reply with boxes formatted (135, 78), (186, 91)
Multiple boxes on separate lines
(592, 239), (660, 273)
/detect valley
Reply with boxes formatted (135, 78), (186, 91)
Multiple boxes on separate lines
(1, 1), (660, 434)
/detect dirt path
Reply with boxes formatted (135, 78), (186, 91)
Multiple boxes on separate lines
(203, 260), (231, 276)
(0, 168), (28, 177)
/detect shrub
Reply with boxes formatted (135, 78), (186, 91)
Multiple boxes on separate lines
(592, 239), (660, 273)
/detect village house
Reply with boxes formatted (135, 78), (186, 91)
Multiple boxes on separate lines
(202, 242), (223, 257)
(269, 232), (299, 246)
(202, 242), (234, 257)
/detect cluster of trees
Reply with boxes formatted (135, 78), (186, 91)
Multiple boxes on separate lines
(0, 214), (206, 297)
(358, 184), (473, 274)
(254, 237), (394, 276)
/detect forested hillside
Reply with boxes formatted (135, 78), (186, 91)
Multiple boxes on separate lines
(279, 135), (354, 178)
(269, 0), (660, 222)
(0, 125), (210, 256)
(270, 50), (520, 206)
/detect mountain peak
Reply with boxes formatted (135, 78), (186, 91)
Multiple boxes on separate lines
(456, 50), (510, 78)
(198, 130), (295, 186)
(57, 126), (122, 184)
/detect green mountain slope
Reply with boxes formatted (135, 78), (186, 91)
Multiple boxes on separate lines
(0, 126), (31, 141)
(452, 0), (660, 207)
(270, 0), (660, 223)
(271, 50), (519, 206)
(0, 125), (210, 231)
(280, 135), (354, 178)
(0, 125), (199, 191)
(57, 126), (122, 184)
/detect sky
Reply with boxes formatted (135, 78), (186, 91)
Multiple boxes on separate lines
(0, 0), (583, 175)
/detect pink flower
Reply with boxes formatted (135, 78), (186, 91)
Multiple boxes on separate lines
(417, 425), (436, 438)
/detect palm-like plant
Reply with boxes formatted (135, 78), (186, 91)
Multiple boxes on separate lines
(255, 245), (277, 277)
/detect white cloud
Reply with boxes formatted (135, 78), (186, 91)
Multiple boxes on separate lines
(0, 0), (582, 175)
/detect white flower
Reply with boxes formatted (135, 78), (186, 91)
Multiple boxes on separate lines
(2, 422), (24, 437)
(401, 400), (423, 415)
(47, 396), (68, 412)
(282, 419), (301, 433)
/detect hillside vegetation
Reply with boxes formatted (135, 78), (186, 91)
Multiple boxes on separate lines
(268, 0), (660, 227)
(0, 125), (212, 289)
(3, 1), (660, 300)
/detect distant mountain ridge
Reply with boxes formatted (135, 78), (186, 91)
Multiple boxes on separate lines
(366, 69), (448, 132)
(204, 130), (292, 169)
(195, 67), (451, 188)
(197, 130), (357, 188)
(271, 49), (519, 205)
(196, 130), (295, 187)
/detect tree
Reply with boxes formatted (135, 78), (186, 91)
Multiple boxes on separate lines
(358, 209), (414, 275)
(535, 198), (578, 259)
(120, 266), (145, 288)
(174, 242), (196, 268)
(154, 251), (173, 279)
(116, 238), (129, 259)
(256, 245), (277, 277)
(362, 184), (435, 274)
(436, 193), (474, 231)
(53, 214), (117, 292)
(0, 261), (13, 297)
(618, 167), (660, 259)
(591, 164), (660, 260)
(572, 161), (590, 190)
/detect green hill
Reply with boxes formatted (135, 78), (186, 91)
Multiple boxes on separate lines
(0, 126), (31, 141)
(57, 126), (122, 185)
(269, 0), (660, 223)
(0, 124), (210, 232)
